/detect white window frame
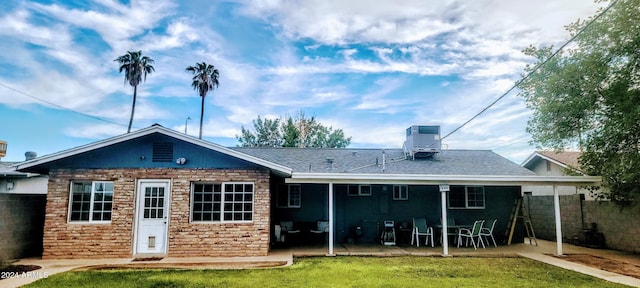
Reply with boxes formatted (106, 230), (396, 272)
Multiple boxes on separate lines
(448, 186), (485, 209)
(347, 184), (372, 196)
(277, 184), (301, 208)
(393, 185), (408, 200)
(68, 181), (114, 224)
(190, 182), (254, 223)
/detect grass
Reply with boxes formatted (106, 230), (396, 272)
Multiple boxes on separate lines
(24, 256), (627, 288)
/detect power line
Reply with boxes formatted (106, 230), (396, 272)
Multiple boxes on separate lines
(0, 82), (127, 127)
(441, 0), (620, 141)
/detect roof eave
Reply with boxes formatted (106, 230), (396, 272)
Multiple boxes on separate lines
(286, 172), (601, 186)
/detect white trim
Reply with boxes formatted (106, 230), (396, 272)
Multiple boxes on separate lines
(133, 179), (171, 256)
(441, 189), (448, 256)
(276, 184), (301, 208)
(67, 180), (114, 224)
(553, 185), (563, 255)
(447, 185), (485, 209)
(392, 185), (408, 200)
(521, 152), (583, 174)
(328, 183), (334, 256)
(14, 125), (293, 176)
(190, 181), (255, 223)
(287, 173), (601, 186)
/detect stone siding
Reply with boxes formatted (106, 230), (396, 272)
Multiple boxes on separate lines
(0, 194), (46, 264)
(43, 168), (270, 259)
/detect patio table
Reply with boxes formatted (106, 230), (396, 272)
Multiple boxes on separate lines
(434, 224), (473, 245)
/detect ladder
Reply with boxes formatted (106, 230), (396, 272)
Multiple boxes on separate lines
(504, 197), (537, 245)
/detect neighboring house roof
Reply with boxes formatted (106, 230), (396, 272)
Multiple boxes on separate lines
(14, 124), (293, 176)
(521, 151), (582, 172)
(1, 161), (37, 177)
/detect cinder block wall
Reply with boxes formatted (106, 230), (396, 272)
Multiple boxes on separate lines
(0, 193), (46, 263)
(44, 168), (270, 259)
(527, 194), (640, 253)
(583, 201), (640, 253)
(525, 195), (555, 240)
(525, 194), (583, 241)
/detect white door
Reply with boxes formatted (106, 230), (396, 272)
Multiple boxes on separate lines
(135, 180), (170, 255)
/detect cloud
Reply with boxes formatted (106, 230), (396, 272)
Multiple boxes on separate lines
(29, 0), (176, 51)
(65, 123), (126, 139)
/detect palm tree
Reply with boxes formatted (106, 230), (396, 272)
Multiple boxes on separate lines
(185, 62), (220, 139)
(114, 51), (155, 133)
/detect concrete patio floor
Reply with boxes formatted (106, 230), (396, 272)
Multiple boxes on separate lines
(3, 239), (639, 288)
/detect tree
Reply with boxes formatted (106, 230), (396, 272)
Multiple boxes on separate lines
(238, 116), (282, 147)
(237, 112), (351, 148)
(186, 62), (220, 139)
(518, 0), (640, 204)
(114, 50), (155, 133)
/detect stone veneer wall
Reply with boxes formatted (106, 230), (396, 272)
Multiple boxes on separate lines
(0, 193), (46, 264)
(44, 168), (270, 259)
(527, 194), (640, 254)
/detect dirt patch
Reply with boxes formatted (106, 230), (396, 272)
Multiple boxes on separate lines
(0, 265), (42, 280)
(75, 261), (288, 271)
(131, 257), (164, 262)
(553, 254), (640, 279)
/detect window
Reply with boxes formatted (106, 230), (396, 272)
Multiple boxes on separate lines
(448, 186), (485, 209)
(191, 182), (254, 222)
(347, 184), (372, 196)
(277, 184), (301, 208)
(69, 181), (114, 223)
(393, 185), (408, 200)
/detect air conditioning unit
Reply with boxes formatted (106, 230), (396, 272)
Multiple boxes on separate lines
(404, 125), (441, 159)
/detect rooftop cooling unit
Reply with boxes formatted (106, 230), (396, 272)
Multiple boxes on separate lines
(403, 125), (441, 160)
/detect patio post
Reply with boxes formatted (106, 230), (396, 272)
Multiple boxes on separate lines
(441, 189), (449, 256)
(553, 184), (563, 255)
(328, 182), (335, 256)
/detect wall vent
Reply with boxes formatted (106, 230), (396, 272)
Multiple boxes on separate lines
(403, 125), (441, 160)
(152, 142), (174, 162)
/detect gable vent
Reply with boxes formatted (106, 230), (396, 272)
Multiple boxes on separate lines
(152, 142), (174, 162)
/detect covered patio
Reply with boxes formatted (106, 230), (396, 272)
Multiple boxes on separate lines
(273, 175), (602, 257)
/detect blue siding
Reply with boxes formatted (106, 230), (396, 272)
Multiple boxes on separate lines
(41, 133), (263, 170)
(273, 184), (523, 244)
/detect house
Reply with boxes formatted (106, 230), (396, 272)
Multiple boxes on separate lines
(15, 125), (600, 259)
(521, 151), (595, 198)
(0, 153), (48, 263)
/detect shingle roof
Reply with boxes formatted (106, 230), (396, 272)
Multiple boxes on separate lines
(0, 161), (29, 176)
(538, 151), (581, 169)
(232, 148), (535, 176)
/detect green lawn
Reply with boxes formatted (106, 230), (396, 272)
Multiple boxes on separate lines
(25, 256), (627, 288)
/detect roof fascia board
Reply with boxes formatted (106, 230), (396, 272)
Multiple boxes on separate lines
(15, 126), (292, 176)
(286, 172), (601, 186)
(522, 152), (572, 170)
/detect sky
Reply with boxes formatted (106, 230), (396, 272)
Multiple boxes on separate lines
(0, 0), (603, 163)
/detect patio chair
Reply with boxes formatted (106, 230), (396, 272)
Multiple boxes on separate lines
(457, 220), (485, 249)
(310, 220), (329, 244)
(310, 220), (329, 234)
(279, 220), (301, 243)
(411, 218), (434, 247)
(479, 219), (498, 247)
